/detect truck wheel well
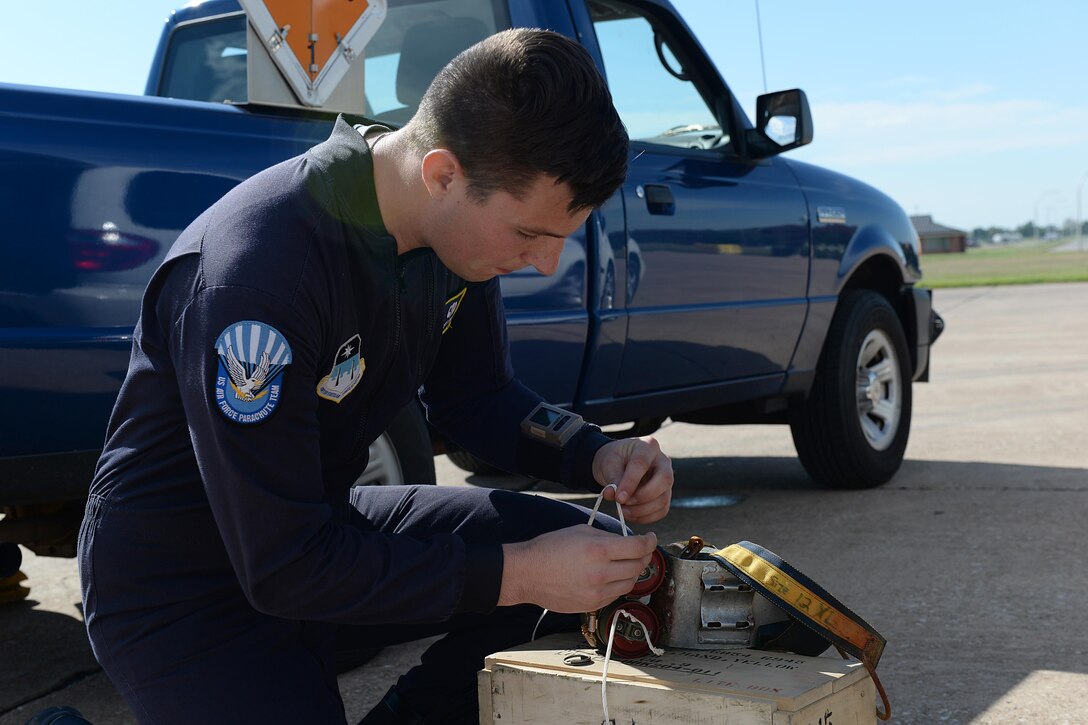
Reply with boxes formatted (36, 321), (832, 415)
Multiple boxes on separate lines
(841, 254), (915, 368)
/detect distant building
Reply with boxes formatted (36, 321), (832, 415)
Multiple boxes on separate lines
(910, 215), (967, 254)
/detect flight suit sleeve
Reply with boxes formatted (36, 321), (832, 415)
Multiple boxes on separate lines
(169, 283), (500, 623)
(420, 278), (610, 492)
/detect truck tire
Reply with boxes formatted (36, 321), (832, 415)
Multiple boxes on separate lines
(789, 289), (912, 488)
(445, 445), (505, 476)
(354, 402), (436, 487)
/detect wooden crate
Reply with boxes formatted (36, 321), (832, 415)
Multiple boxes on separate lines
(479, 633), (876, 725)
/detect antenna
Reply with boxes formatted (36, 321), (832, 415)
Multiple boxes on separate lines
(754, 0), (768, 93)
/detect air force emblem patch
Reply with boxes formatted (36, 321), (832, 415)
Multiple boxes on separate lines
(317, 334), (364, 403)
(214, 320), (292, 424)
(442, 288), (466, 334)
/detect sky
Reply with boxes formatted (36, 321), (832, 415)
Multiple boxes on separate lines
(1, 1), (1085, 232)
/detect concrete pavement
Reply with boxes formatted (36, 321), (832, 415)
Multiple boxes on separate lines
(2, 282), (1086, 724)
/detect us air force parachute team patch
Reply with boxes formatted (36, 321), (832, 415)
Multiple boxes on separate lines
(214, 320), (292, 424)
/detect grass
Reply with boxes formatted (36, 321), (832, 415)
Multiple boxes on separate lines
(917, 239), (1088, 288)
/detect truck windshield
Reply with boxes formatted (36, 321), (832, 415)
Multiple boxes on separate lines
(156, 0), (508, 123)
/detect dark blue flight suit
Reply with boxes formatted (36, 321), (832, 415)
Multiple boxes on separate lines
(78, 117), (617, 724)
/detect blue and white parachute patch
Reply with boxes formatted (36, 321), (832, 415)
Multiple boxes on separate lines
(442, 287), (467, 334)
(317, 333), (364, 403)
(214, 320), (292, 424)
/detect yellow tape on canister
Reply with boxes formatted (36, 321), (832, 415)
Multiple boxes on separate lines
(716, 544), (880, 659)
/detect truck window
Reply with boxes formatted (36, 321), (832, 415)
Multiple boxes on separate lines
(160, 13), (249, 103)
(588, 0), (728, 151)
(364, 0), (509, 124)
(157, 0), (509, 123)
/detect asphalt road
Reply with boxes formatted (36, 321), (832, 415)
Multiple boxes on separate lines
(2, 282), (1086, 724)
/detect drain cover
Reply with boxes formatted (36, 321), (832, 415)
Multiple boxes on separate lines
(669, 494), (746, 509)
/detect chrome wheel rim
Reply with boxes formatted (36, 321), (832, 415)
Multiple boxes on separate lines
(354, 433), (405, 486)
(855, 329), (901, 451)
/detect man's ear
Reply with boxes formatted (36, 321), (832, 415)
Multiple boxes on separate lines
(420, 149), (462, 200)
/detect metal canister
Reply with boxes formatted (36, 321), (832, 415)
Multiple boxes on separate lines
(649, 541), (788, 649)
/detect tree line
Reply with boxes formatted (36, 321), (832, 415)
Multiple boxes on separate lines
(971, 220), (1088, 243)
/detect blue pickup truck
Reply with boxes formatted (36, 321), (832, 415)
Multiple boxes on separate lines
(0, 0), (940, 561)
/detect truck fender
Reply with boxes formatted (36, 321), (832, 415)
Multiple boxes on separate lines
(835, 224), (934, 381)
(788, 224), (918, 395)
(834, 224), (910, 292)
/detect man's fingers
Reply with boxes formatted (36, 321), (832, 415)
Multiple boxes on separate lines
(603, 556), (653, 585)
(623, 460), (673, 506)
(580, 525), (656, 556)
(615, 438), (662, 504)
(518, 526), (662, 613)
(620, 494), (671, 524)
(600, 531), (657, 560)
(591, 555), (656, 606)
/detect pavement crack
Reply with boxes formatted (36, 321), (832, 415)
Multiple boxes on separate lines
(937, 285), (997, 313)
(0, 667), (103, 718)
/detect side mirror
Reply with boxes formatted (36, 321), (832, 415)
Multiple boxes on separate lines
(745, 88), (813, 159)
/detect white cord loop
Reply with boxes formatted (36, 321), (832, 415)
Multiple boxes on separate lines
(592, 485), (664, 724)
(528, 484), (663, 724)
(588, 483), (626, 534)
(600, 608), (663, 724)
(532, 484), (627, 641)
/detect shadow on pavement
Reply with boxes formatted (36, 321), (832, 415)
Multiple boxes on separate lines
(0, 600), (101, 723)
(461, 454), (818, 494)
(468, 455), (1088, 495)
(468, 455), (1088, 724)
(3, 456), (1085, 724)
(668, 455), (1085, 494)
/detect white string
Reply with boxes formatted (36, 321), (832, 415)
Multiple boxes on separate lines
(531, 607), (548, 641)
(532, 484), (625, 642)
(528, 484), (663, 724)
(600, 608), (664, 724)
(591, 485), (664, 724)
(588, 483), (626, 533)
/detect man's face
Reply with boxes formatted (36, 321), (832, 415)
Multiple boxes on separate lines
(428, 173), (592, 282)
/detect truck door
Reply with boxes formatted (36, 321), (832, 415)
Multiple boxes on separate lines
(575, 0), (810, 397)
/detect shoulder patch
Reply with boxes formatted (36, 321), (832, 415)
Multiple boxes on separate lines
(442, 287), (467, 334)
(214, 320), (292, 424)
(317, 334), (365, 403)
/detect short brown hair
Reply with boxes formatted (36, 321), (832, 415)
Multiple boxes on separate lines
(406, 28), (629, 212)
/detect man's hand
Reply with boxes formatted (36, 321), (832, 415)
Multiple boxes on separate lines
(498, 526), (657, 613)
(591, 437), (673, 524)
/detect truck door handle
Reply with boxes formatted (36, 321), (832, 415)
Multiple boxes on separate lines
(641, 184), (675, 215)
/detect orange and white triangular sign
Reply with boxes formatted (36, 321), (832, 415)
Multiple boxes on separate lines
(240, 0), (386, 107)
